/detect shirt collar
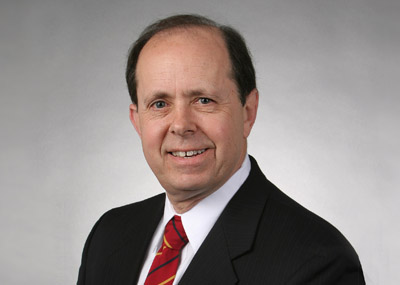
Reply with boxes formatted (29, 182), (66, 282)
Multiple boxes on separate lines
(163, 154), (251, 253)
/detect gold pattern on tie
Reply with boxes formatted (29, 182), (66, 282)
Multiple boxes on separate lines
(145, 215), (188, 285)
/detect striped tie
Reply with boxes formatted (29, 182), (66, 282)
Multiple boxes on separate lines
(145, 215), (188, 285)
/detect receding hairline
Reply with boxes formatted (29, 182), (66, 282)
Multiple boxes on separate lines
(136, 26), (236, 89)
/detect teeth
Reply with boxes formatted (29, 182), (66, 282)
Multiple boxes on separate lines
(171, 149), (206, 158)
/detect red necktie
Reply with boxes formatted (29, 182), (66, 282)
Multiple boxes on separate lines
(145, 215), (188, 285)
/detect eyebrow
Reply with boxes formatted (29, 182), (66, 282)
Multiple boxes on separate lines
(143, 92), (170, 106)
(186, 88), (209, 97)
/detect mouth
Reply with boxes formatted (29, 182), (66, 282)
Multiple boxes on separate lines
(169, 149), (206, 158)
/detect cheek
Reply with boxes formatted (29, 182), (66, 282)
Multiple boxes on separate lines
(208, 117), (244, 150)
(140, 120), (166, 153)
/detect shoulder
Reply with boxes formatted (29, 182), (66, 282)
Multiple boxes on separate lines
(248, 155), (356, 251)
(266, 187), (356, 252)
(243, 156), (364, 283)
(93, 193), (165, 238)
(77, 194), (165, 284)
(84, 193), (165, 257)
(262, 183), (364, 283)
(99, 193), (165, 226)
(266, 190), (364, 283)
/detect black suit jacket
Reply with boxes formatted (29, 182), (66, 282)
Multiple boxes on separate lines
(78, 156), (365, 284)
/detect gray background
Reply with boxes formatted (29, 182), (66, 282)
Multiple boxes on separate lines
(1, 0), (399, 284)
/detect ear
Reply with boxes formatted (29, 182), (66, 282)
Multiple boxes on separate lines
(243, 88), (259, 138)
(129, 104), (141, 137)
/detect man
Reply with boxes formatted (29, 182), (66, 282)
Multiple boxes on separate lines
(78, 14), (365, 284)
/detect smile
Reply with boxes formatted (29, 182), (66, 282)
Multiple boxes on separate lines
(170, 149), (206, 158)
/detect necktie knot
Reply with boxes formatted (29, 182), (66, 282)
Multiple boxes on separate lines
(163, 215), (188, 250)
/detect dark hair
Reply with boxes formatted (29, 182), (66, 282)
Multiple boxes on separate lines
(126, 14), (256, 105)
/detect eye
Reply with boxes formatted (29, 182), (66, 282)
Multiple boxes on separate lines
(153, 101), (166, 109)
(198, 98), (212, 104)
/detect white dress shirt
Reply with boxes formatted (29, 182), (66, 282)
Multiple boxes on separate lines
(137, 155), (251, 284)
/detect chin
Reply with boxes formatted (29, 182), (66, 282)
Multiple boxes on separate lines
(164, 179), (214, 195)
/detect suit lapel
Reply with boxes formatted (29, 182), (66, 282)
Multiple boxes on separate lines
(179, 156), (272, 284)
(179, 220), (237, 284)
(102, 194), (165, 285)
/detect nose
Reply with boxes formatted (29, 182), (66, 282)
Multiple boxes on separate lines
(169, 105), (196, 136)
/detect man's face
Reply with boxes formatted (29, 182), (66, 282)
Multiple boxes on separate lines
(130, 27), (258, 206)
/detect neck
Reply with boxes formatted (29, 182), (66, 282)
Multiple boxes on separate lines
(166, 190), (216, 214)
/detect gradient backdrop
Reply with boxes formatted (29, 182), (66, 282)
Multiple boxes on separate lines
(1, 0), (399, 284)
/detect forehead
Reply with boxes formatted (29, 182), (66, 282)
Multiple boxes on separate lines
(136, 27), (232, 81)
(145, 26), (226, 49)
(144, 26), (227, 54)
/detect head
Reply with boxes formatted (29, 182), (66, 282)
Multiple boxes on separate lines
(126, 15), (258, 212)
(126, 14), (256, 106)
